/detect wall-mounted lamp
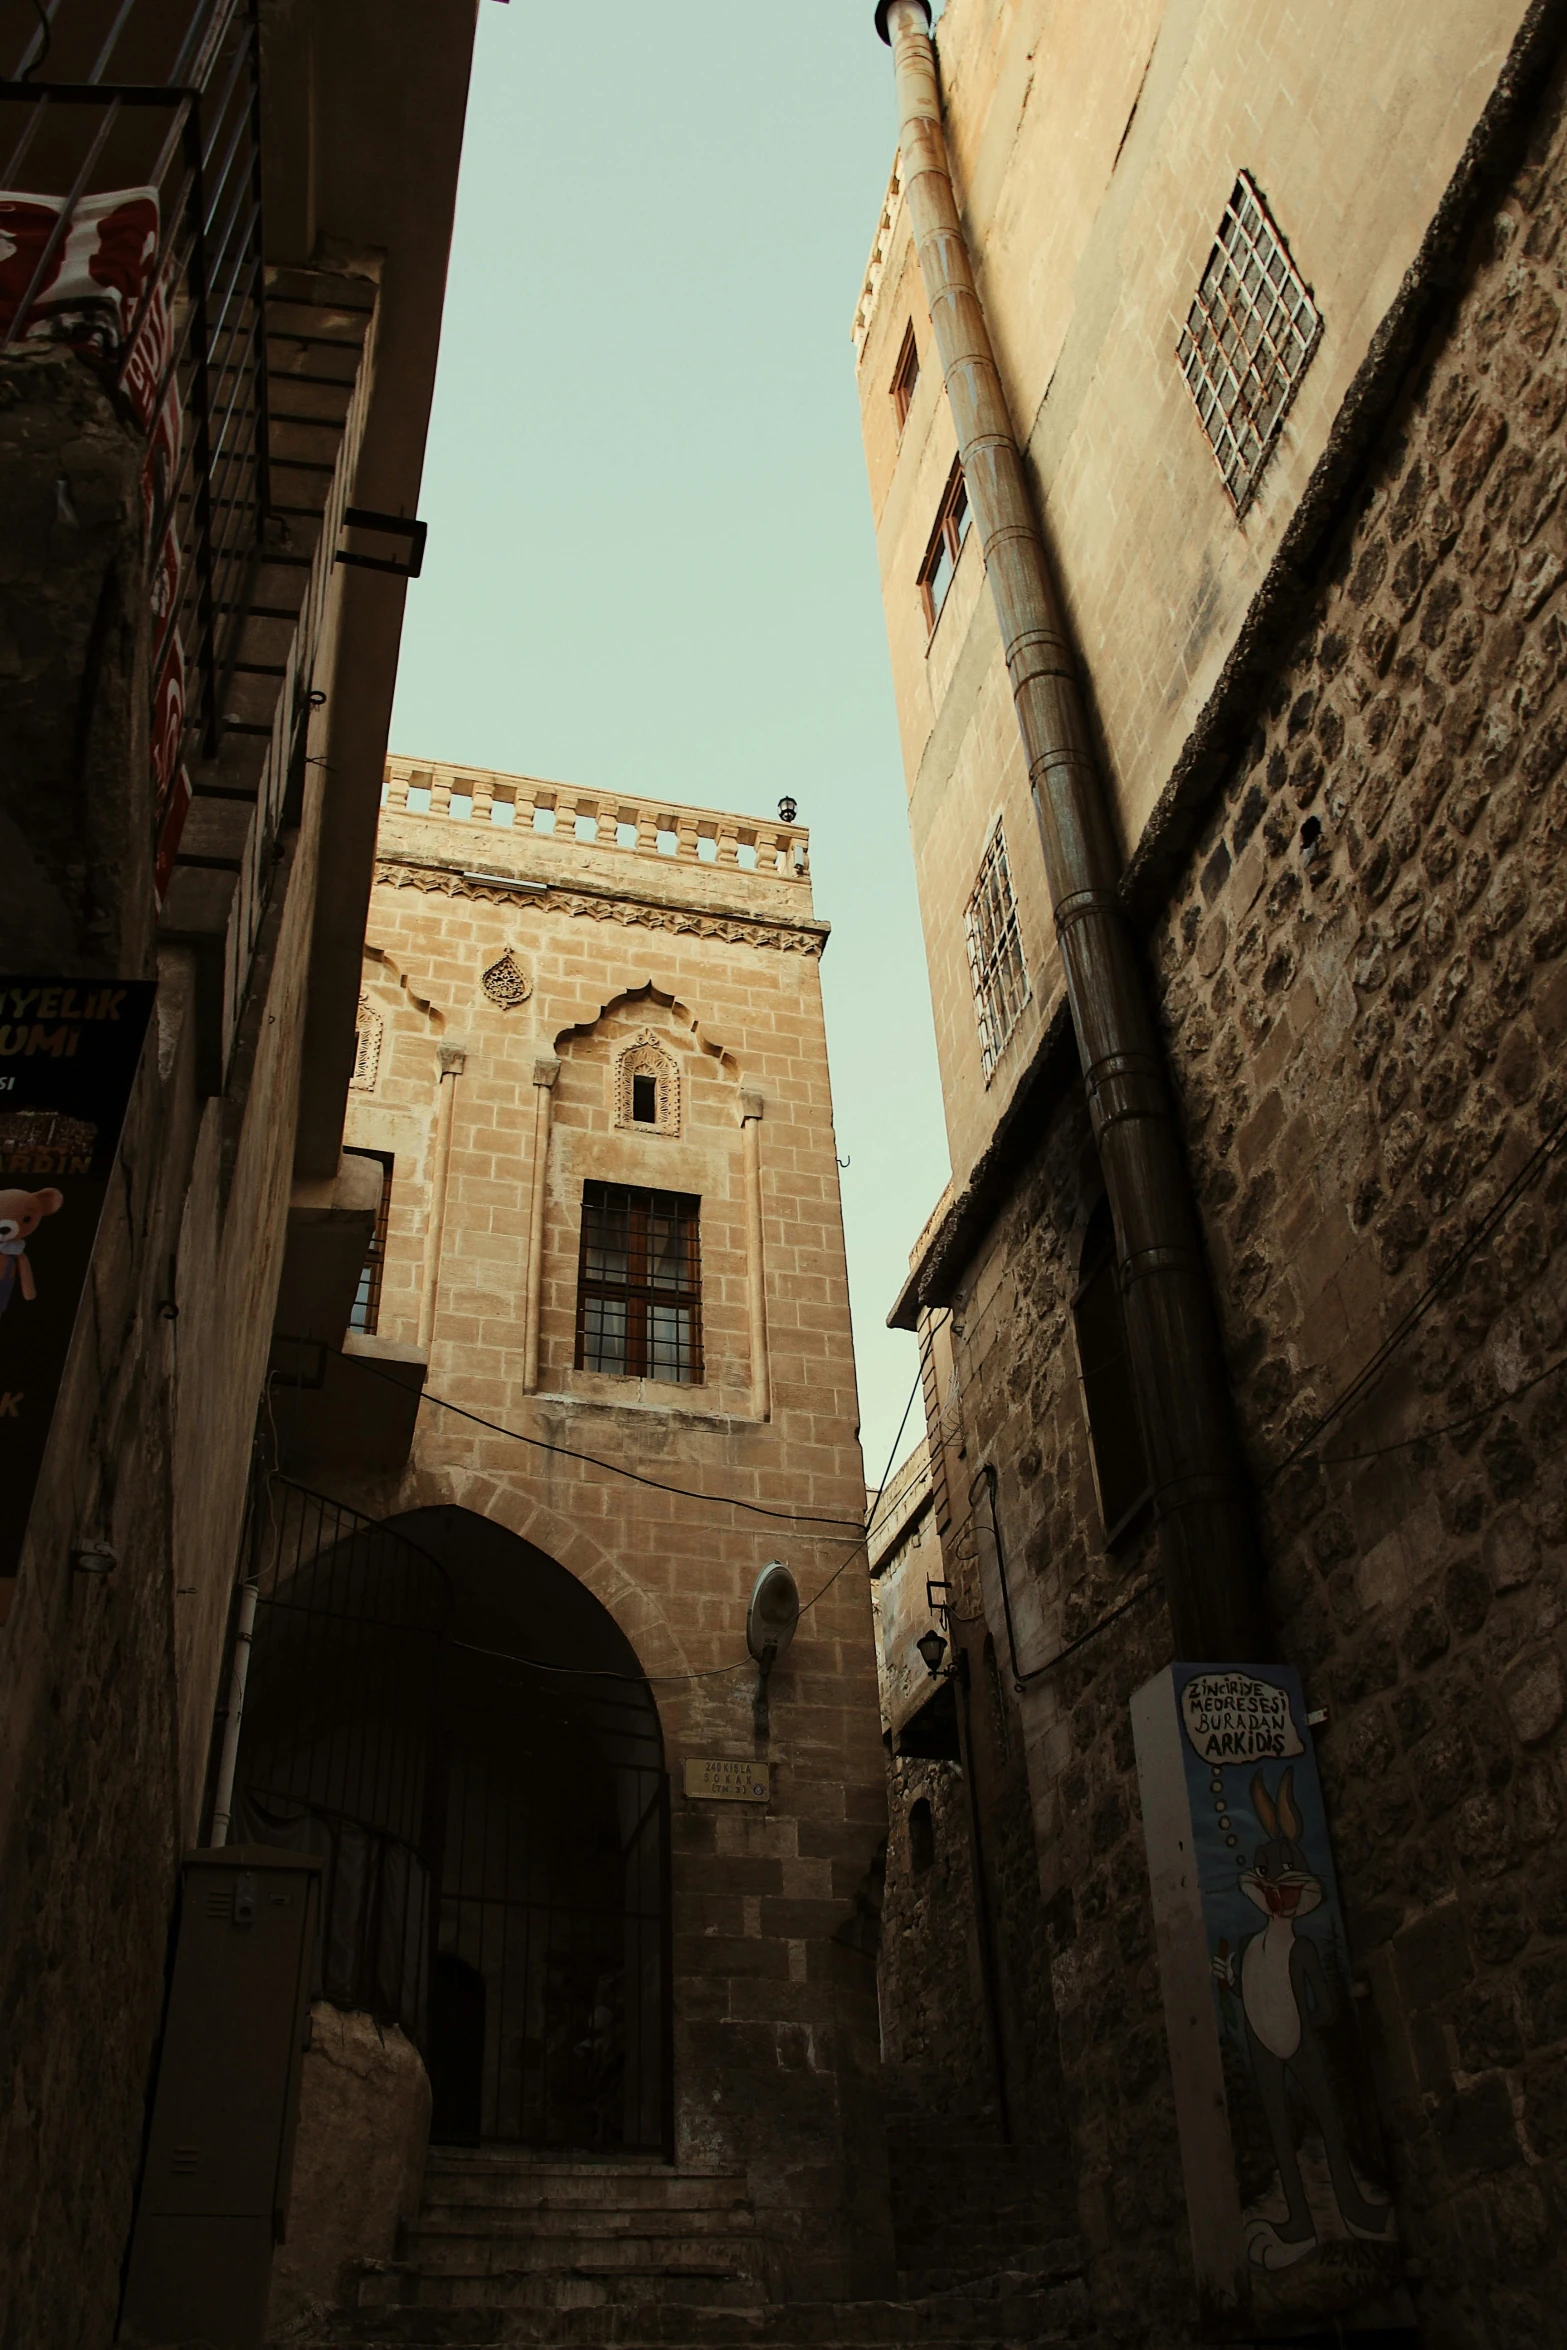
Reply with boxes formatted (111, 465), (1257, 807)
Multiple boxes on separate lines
(747, 1561), (800, 1736)
(916, 1626), (948, 1677)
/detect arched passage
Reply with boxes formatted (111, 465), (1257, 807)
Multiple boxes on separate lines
(386, 1505), (670, 2156)
(231, 1488), (669, 2158)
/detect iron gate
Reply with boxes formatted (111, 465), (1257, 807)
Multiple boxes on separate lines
(226, 1480), (450, 2039)
(429, 1646), (670, 2155)
(226, 1480), (672, 2151)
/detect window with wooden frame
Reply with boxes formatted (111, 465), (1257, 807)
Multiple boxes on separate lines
(345, 1149), (394, 1336)
(891, 321), (920, 429)
(918, 458), (971, 631)
(576, 1182), (703, 1384)
(1072, 1196), (1152, 1544)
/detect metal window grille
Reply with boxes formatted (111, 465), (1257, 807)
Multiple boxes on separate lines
(1176, 172), (1322, 516)
(346, 1149), (393, 1337)
(575, 1182), (703, 1385)
(965, 822), (1030, 1080)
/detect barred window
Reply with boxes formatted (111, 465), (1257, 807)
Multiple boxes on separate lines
(576, 1182), (703, 1384)
(965, 823), (1030, 1080)
(1176, 172), (1322, 516)
(345, 1150), (393, 1337)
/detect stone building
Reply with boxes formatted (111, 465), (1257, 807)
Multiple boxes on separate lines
(248, 754), (891, 2323)
(857, 1), (1567, 2344)
(0, 1), (477, 2339)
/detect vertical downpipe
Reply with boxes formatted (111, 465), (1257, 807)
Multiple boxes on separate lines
(523, 1053), (560, 1392)
(876, 0), (1263, 1658)
(209, 1580), (258, 1847)
(741, 1090), (771, 1422)
(418, 1041), (467, 1354)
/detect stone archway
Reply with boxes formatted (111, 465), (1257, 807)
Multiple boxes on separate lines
(384, 1505), (671, 2156)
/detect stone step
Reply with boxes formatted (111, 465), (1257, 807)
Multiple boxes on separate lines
(406, 2215), (762, 2257)
(357, 2264), (769, 2314)
(419, 2170), (753, 2218)
(289, 2266), (1088, 2348)
(391, 2238), (769, 2286)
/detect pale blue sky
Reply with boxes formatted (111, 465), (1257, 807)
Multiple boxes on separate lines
(389, 0), (951, 1485)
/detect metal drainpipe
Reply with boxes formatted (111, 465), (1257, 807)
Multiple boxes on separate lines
(876, 0), (1264, 1659)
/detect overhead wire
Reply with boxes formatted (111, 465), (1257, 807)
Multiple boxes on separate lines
(277, 1333), (933, 1688)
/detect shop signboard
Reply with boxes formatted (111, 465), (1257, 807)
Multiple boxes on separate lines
(0, 980), (157, 1609)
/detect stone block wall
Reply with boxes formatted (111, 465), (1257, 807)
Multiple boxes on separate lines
(918, 51), (1567, 2350)
(339, 790), (892, 2302)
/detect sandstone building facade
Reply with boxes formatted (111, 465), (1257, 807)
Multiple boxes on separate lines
(249, 755), (890, 2316)
(0, 1), (478, 2338)
(858, 2), (1567, 2343)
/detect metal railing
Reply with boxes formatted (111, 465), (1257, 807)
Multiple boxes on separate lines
(2, 0), (270, 808)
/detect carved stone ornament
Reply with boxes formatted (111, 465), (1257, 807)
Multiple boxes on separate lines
(481, 948), (532, 1009)
(350, 994), (382, 1091)
(615, 1032), (681, 1136)
(375, 860), (824, 956)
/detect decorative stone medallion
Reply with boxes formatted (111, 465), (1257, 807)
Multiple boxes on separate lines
(481, 948), (532, 1009)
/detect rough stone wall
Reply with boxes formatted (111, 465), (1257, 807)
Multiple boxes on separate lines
(268, 2004), (430, 2335)
(923, 52), (1567, 2350)
(878, 1755), (989, 2090)
(0, 342), (345, 2346)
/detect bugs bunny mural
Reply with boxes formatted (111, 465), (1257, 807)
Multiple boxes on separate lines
(1213, 1766), (1393, 2267)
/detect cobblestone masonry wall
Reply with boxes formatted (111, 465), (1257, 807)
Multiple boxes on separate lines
(929, 57), (1567, 2350)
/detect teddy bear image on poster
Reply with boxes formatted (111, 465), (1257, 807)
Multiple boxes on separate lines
(0, 1189), (64, 1319)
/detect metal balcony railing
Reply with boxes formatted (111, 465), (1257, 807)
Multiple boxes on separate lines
(2, 0), (270, 857)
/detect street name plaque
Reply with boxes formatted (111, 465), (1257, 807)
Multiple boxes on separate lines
(683, 1758), (770, 1803)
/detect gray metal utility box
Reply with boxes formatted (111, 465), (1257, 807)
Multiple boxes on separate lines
(119, 1845), (320, 2348)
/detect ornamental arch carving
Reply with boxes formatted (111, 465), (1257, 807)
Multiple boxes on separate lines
(350, 994), (383, 1091)
(614, 1032), (681, 1136)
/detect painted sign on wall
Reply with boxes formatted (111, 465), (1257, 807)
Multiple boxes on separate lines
(0, 980), (156, 1605)
(1133, 1661), (1411, 2337)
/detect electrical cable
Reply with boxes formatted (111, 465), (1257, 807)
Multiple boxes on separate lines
(271, 1334), (933, 1689)
(296, 1339), (868, 1532)
(20, 0), (51, 78)
(1314, 1352), (1566, 1468)
(1268, 1100), (1567, 1480)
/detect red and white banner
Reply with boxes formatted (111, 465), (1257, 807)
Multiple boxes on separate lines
(0, 187), (160, 363)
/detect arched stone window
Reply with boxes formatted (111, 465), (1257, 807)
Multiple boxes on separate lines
(614, 1032), (680, 1136)
(350, 995), (382, 1092)
(908, 1796), (935, 1876)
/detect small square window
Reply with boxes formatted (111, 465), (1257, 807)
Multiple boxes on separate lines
(632, 1072), (658, 1123)
(891, 321), (920, 430)
(918, 459), (971, 633)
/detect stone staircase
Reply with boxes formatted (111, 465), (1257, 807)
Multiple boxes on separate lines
(886, 2114), (1077, 2299)
(277, 2147), (1088, 2349)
